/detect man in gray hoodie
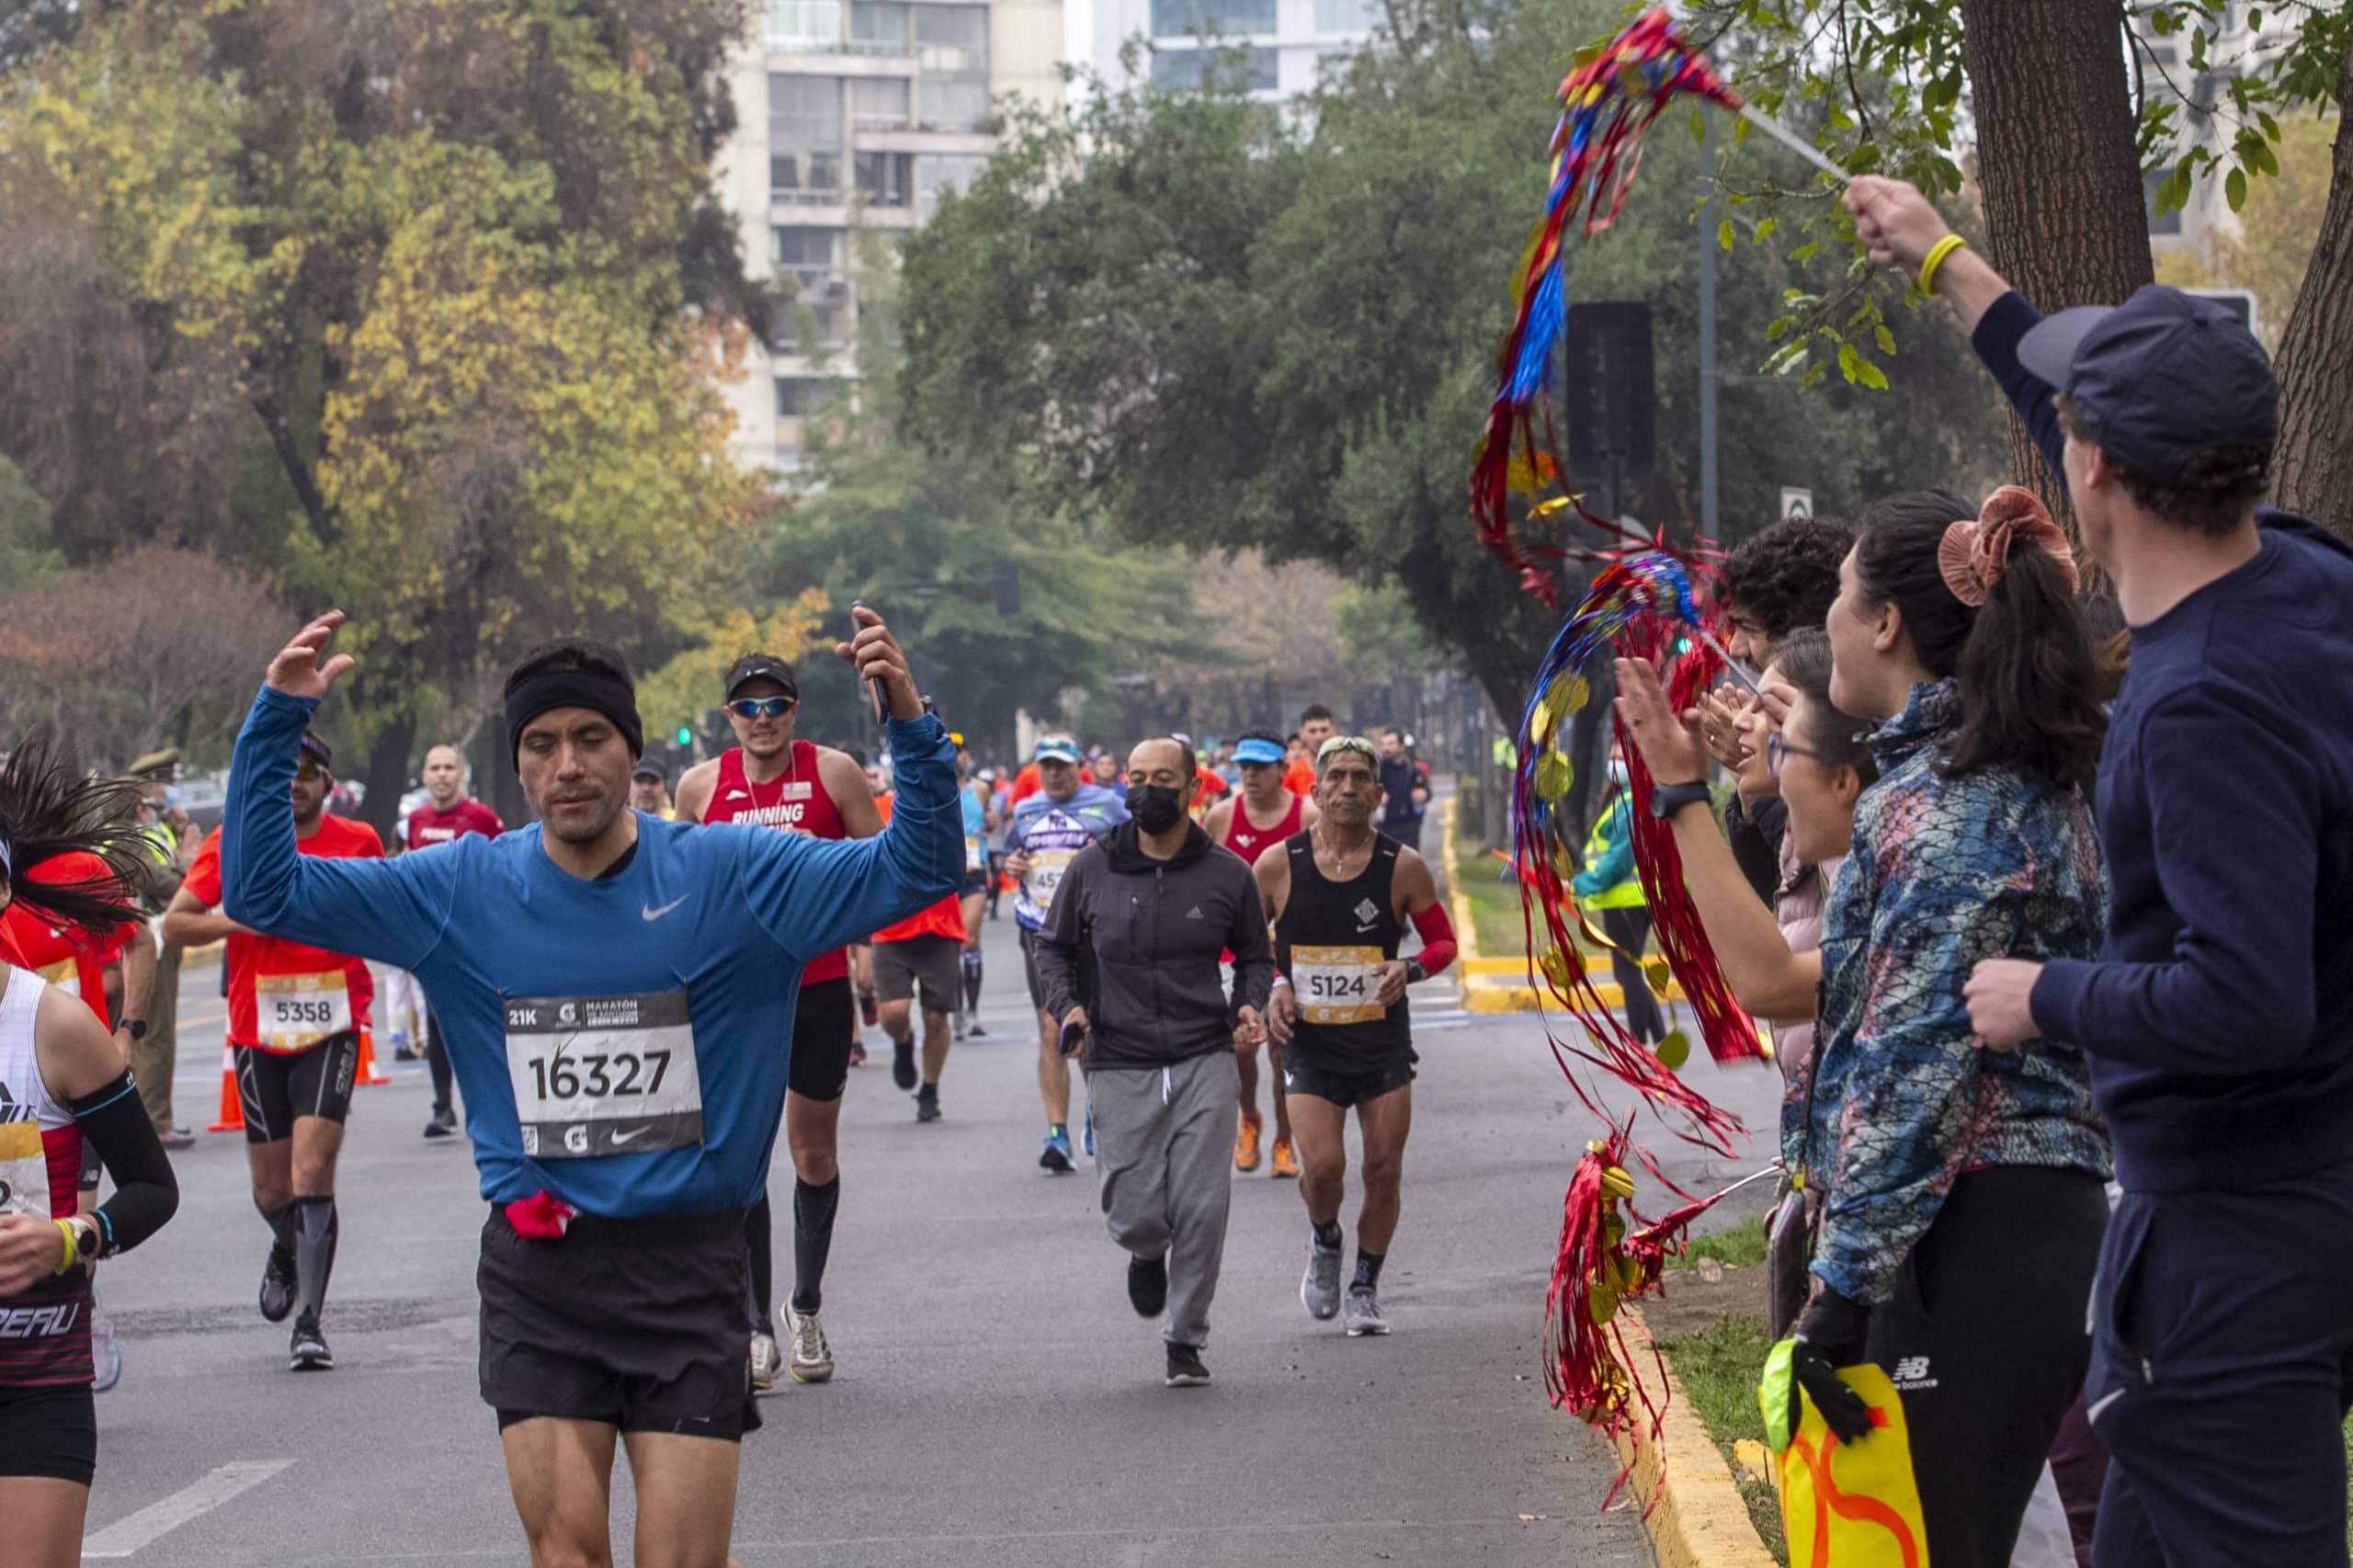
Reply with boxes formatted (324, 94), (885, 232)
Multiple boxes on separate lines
(1034, 735), (1273, 1387)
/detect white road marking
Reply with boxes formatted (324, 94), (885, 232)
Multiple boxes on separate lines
(82, 1460), (295, 1560)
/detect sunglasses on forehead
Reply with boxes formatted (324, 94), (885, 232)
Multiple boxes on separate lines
(1315, 735), (1378, 762)
(727, 696), (795, 720)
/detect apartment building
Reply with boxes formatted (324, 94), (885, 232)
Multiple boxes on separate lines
(716, 0), (1063, 470)
(1067, 0), (1380, 104)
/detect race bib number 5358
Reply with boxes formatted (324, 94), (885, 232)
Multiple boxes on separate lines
(505, 990), (703, 1159)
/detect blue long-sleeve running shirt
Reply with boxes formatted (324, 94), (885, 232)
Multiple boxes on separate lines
(222, 684), (963, 1217)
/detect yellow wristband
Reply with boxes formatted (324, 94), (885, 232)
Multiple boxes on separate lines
(51, 1218), (78, 1276)
(1917, 233), (1969, 297)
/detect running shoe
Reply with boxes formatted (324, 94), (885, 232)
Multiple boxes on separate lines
(1127, 1254), (1168, 1318)
(1082, 1104), (1095, 1156)
(892, 1036), (917, 1091)
(915, 1085), (942, 1123)
(89, 1289), (122, 1392)
(423, 1106), (458, 1140)
(1302, 1236), (1344, 1321)
(952, 1011), (968, 1043)
(1164, 1343), (1211, 1388)
(858, 992), (880, 1028)
(785, 1304), (835, 1384)
(848, 1039), (867, 1067)
(1040, 1127), (1074, 1174)
(290, 1316), (334, 1371)
(1344, 1285), (1392, 1337)
(968, 1021), (988, 1039)
(158, 1126), (195, 1149)
(258, 1244), (298, 1324)
(1270, 1137), (1300, 1180)
(749, 1330), (783, 1393)
(1234, 1111), (1263, 1173)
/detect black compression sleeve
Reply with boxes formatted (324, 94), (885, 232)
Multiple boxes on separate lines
(66, 1073), (180, 1257)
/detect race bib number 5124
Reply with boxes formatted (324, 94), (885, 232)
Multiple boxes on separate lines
(505, 990), (703, 1159)
(1292, 945), (1386, 1026)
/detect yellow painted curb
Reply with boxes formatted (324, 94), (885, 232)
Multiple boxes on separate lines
(1439, 794), (1482, 976)
(1608, 1305), (1781, 1568)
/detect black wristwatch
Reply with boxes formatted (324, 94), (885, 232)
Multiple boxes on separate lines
(1404, 957), (1427, 985)
(1649, 782), (1713, 821)
(117, 1018), (148, 1042)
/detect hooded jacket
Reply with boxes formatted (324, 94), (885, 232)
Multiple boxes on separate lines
(1031, 822), (1272, 1070)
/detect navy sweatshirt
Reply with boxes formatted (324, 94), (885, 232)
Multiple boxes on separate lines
(1972, 291), (2353, 1192)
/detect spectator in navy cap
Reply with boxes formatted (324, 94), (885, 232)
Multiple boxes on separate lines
(1848, 174), (2353, 1568)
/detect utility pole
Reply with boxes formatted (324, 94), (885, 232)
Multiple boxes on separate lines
(1698, 106), (1721, 545)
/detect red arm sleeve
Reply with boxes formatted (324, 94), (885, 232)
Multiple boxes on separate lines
(1410, 901), (1456, 979)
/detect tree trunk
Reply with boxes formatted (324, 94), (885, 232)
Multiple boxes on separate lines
(2268, 48), (2353, 545)
(1958, 0), (2154, 539)
(355, 713), (415, 846)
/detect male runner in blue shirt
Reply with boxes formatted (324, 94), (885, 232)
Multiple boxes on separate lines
(222, 606), (960, 1568)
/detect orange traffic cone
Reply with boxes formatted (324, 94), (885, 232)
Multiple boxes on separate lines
(206, 1044), (243, 1133)
(354, 1024), (390, 1086)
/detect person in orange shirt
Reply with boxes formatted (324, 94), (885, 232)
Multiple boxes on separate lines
(163, 732), (380, 1372)
(1282, 705), (1336, 796)
(870, 789), (964, 1123)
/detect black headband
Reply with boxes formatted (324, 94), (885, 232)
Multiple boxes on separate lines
(506, 668), (643, 763)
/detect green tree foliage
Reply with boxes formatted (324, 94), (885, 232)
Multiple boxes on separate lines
(898, 0), (2006, 721)
(0, 0), (769, 824)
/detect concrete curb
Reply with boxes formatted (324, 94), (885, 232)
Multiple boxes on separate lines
(1609, 1306), (1781, 1568)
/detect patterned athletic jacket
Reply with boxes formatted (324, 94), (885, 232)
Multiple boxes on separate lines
(1791, 679), (2113, 1305)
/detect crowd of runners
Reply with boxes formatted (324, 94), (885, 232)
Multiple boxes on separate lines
(0, 167), (2347, 1568)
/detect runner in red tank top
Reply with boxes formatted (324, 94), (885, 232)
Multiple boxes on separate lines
(672, 651), (881, 1393)
(1200, 729), (1322, 1179)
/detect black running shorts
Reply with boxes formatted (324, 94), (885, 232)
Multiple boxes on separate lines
(479, 1207), (759, 1439)
(0, 1382), (97, 1485)
(235, 1033), (360, 1145)
(1280, 1048), (1417, 1109)
(872, 933), (960, 1016)
(1018, 927), (1051, 1011)
(788, 976), (857, 1104)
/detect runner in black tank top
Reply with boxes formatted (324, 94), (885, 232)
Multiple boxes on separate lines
(1256, 735), (1458, 1340)
(1276, 834), (1412, 1067)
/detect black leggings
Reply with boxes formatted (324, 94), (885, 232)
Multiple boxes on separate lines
(1597, 906), (1664, 1043)
(1867, 1165), (2108, 1568)
(425, 1007), (455, 1118)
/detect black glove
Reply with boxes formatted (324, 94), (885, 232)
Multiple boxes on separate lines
(1790, 1286), (1875, 1444)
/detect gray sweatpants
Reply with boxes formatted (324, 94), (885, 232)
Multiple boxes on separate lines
(1091, 1051), (1239, 1349)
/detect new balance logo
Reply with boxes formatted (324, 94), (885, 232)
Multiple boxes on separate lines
(1892, 1356), (1937, 1391)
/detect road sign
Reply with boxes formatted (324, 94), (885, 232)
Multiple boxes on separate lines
(1780, 486), (1813, 520)
(2183, 287), (2259, 340)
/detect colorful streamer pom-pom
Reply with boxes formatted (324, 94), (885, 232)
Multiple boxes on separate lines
(1545, 1124), (1779, 1506)
(1510, 554), (1767, 1160)
(1471, 8), (1739, 598)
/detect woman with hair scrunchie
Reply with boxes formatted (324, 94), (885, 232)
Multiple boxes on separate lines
(1621, 485), (2111, 1564)
(0, 736), (182, 1567)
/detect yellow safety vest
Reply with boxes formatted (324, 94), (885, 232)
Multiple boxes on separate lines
(1578, 797), (1645, 910)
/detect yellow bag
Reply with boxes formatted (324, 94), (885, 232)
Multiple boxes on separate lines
(1758, 1347), (1929, 1568)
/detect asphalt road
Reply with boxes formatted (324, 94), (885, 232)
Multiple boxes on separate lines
(90, 881), (1784, 1566)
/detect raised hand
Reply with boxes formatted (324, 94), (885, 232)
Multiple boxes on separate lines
(266, 612), (356, 701)
(834, 604), (923, 721)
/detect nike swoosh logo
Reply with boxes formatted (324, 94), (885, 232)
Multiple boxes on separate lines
(642, 897), (688, 922)
(1356, 922), (1381, 934)
(610, 1127), (651, 1145)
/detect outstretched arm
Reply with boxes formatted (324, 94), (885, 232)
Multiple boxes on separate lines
(741, 608), (961, 956)
(221, 613), (457, 971)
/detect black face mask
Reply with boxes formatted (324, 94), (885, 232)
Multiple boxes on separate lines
(1126, 783), (1186, 834)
